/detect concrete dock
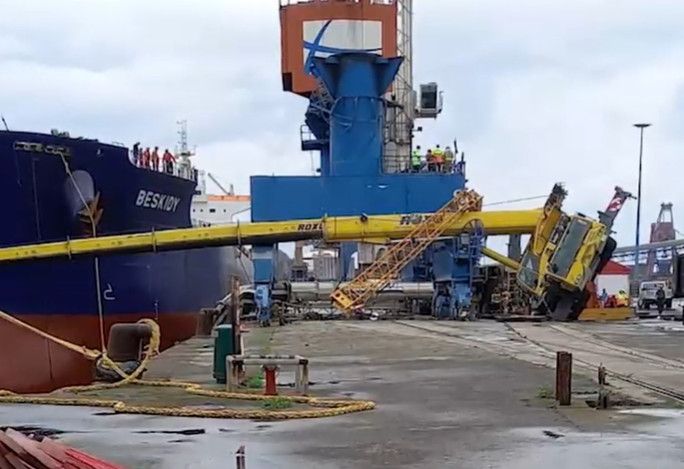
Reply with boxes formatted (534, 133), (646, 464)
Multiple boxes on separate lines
(3, 319), (684, 468)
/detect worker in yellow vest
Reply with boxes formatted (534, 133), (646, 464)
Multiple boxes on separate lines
(432, 145), (444, 172)
(615, 290), (630, 307)
(443, 146), (454, 173)
(411, 146), (422, 172)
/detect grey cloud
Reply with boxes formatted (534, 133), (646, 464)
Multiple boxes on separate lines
(1, 0), (683, 247)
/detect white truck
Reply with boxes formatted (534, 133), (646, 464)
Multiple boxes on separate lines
(638, 280), (673, 310)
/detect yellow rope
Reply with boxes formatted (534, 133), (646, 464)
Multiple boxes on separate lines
(0, 310), (100, 360)
(0, 310), (375, 420)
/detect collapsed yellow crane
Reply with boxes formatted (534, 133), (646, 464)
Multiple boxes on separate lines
(331, 189), (483, 312)
(331, 185), (630, 321)
(485, 185), (632, 320)
(0, 184), (628, 321)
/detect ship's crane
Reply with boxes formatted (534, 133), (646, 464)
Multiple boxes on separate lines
(207, 172), (234, 196)
(331, 189), (483, 312)
(646, 203), (676, 278)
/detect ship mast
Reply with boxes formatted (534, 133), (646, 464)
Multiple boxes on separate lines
(176, 120), (194, 179)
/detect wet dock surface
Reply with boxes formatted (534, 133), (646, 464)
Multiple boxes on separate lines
(3, 319), (684, 468)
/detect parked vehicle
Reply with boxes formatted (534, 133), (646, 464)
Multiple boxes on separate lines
(638, 280), (673, 309)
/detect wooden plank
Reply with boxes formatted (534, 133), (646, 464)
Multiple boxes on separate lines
(0, 453), (13, 469)
(5, 430), (59, 469)
(0, 433), (25, 459)
(67, 448), (126, 469)
(34, 439), (67, 464)
(3, 453), (33, 469)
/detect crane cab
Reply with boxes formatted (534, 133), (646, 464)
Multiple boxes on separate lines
(416, 82), (443, 118)
(516, 185), (625, 320)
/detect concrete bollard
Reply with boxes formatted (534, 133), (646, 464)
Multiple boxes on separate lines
(555, 351), (572, 406)
(295, 358), (310, 395)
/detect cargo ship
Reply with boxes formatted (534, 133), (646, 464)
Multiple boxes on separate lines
(0, 129), (252, 393)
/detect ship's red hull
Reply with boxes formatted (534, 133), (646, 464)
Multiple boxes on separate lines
(0, 313), (197, 394)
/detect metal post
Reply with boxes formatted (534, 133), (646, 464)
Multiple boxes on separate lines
(597, 364), (609, 409)
(235, 445), (246, 469)
(555, 351), (572, 406)
(263, 365), (279, 396)
(230, 276), (241, 354)
(634, 123), (651, 283)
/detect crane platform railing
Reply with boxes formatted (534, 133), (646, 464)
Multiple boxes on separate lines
(330, 189), (484, 312)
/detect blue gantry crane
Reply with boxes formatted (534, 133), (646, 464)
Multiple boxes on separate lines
(249, 1), (474, 322)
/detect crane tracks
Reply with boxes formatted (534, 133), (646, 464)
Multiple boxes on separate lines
(393, 320), (684, 404)
(547, 324), (684, 371)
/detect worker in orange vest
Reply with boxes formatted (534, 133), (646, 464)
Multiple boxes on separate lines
(432, 145), (444, 172)
(141, 147), (151, 168)
(162, 149), (176, 174)
(151, 147), (160, 171)
(426, 149), (435, 172)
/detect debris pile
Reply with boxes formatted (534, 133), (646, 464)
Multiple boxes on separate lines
(0, 428), (124, 469)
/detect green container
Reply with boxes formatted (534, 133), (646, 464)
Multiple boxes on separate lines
(213, 324), (235, 384)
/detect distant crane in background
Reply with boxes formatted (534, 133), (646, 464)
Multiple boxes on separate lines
(207, 172), (234, 196)
(646, 203), (676, 278)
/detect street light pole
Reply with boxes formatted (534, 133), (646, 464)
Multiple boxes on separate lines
(634, 123), (651, 282)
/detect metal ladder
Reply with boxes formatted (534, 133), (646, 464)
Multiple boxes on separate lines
(330, 189), (483, 312)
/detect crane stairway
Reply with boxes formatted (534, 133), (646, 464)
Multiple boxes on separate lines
(331, 189), (484, 312)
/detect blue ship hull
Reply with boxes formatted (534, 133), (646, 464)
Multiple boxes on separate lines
(0, 131), (250, 392)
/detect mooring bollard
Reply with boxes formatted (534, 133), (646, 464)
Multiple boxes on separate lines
(555, 351), (572, 406)
(235, 445), (246, 469)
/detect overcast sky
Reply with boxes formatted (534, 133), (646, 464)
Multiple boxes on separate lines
(1, 0), (683, 248)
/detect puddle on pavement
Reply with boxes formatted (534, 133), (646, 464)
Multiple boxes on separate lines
(542, 430), (564, 439)
(135, 429), (206, 436)
(620, 408), (684, 418)
(2, 426), (68, 438)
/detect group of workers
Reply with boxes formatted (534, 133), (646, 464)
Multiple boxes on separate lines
(410, 144), (461, 174)
(131, 142), (177, 174)
(600, 289), (631, 309)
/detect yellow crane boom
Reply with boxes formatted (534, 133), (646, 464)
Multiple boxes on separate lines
(0, 209), (541, 264)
